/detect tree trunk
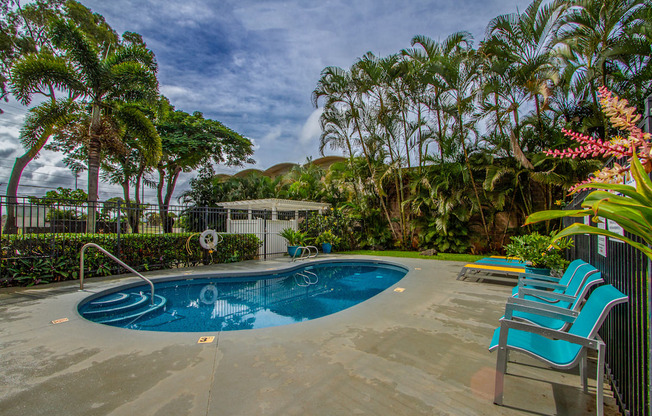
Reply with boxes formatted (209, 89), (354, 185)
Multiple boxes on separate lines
(349, 99), (396, 240)
(4, 128), (53, 234)
(157, 165), (182, 233)
(86, 103), (102, 234)
(458, 103), (490, 242)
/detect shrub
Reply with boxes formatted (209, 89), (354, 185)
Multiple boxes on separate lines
(0, 232), (261, 287)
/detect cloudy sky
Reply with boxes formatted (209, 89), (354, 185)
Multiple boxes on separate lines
(0, 0), (531, 202)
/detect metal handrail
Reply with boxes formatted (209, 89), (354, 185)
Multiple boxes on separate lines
(291, 245), (319, 262)
(79, 243), (155, 305)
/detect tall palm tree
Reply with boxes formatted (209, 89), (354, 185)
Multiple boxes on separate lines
(556, 0), (647, 102)
(12, 19), (160, 232)
(431, 39), (492, 240)
(313, 65), (397, 240)
(485, 0), (566, 143)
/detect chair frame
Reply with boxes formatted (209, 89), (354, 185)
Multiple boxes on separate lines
(493, 291), (627, 416)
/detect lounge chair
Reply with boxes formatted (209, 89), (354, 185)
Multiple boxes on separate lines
(511, 259), (590, 297)
(456, 263), (526, 281)
(489, 284), (628, 415)
(503, 270), (603, 330)
(476, 257), (528, 266)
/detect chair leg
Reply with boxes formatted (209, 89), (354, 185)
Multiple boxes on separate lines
(580, 350), (588, 393)
(596, 343), (605, 416)
(494, 326), (509, 405)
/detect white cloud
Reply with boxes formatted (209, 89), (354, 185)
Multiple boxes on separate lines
(299, 108), (323, 145)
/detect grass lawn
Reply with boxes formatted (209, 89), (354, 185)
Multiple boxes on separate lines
(339, 250), (486, 263)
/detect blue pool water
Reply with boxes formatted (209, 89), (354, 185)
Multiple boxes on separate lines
(78, 261), (407, 332)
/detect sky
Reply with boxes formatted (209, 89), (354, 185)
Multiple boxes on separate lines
(0, 0), (532, 202)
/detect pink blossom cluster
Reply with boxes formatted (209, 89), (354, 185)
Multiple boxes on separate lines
(545, 88), (652, 194)
(545, 129), (631, 159)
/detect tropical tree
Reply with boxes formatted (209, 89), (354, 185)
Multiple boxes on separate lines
(484, 0), (566, 152)
(4, 0), (118, 233)
(12, 16), (160, 232)
(155, 105), (254, 232)
(556, 0), (649, 106)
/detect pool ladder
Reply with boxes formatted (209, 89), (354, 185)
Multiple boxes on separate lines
(294, 270), (319, 287)
(79, 243), (155, 305)
(291, 245), (318, 262)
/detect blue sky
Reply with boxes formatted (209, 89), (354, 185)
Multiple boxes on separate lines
(0, 0), (531, 201)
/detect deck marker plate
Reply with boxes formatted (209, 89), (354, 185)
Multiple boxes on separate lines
(198, 336), (215, 344)
(415, 268), (422, 270)
(51, 318), (69, 324)
(394, 288), (405, 293)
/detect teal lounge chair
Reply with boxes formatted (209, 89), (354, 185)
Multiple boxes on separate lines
(503, 270), (604, 330)
(511, 259), (589, 297)
(489, 284), (628, 415)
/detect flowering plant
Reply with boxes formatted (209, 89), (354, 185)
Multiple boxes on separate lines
(504, 232), (573, 271)
(526, 88), (652, 259)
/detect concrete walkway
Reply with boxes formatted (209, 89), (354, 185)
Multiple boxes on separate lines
(0, 255), (619, 416)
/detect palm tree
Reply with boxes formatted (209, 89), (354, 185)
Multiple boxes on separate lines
(3, 1), (119, 233)
(557, 0), (647, 101)
(313, 65), (397, 240)
(430, 37), (492, 240)
(12, 19), (160, 232)
(484, 0), (566, 143)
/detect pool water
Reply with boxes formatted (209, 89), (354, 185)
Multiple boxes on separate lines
(78, 261), (407, 332)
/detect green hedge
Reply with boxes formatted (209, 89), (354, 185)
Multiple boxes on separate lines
(0, 233), (261, 287)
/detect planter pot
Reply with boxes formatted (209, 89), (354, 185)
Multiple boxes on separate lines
(321, 243), (332, 253)
(287, 246), (301, 257)
(525, 266), (551, 276)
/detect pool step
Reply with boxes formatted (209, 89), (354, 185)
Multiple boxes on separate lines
(89, 292), (129, 307)
(82, 293), (167, 325)
(83, 294), (148, 316)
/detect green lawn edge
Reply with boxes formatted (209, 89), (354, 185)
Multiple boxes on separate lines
(337, 250), (487, 262)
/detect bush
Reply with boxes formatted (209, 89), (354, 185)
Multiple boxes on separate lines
(0, 232), (261, 287)
(299, 210), (358, 250)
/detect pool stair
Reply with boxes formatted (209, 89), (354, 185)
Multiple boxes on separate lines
(82, 292), (167, 325)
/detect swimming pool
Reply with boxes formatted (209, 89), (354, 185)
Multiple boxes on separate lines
(78, 260), (408, 332)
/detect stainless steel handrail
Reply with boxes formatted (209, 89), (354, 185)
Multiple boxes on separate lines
(291, 245), (319, 262)
(79, 243), (155, 305)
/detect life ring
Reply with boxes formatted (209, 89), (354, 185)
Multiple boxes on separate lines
(200, 229), (219, 250)
(199, 284), (218, 304)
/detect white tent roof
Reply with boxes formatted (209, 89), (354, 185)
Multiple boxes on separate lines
(217, 198), (330, 211)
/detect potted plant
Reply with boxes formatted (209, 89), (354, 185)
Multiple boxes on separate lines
(316, 230), (341, 254)
(279, 228), (306, 256)
(504, 232), (573, 276)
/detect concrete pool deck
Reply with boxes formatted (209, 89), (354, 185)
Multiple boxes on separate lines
(0, 255), (619, 416)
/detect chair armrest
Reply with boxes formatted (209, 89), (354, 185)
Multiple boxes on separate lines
(504, 297), (578, 322)
(517, 273), (562, 283)
(518, 288), (577, 303)
(498, 318), (601, 349)
(516, 279), (566, 293)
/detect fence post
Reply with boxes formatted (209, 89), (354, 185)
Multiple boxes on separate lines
(264, 209), (268, 261)
(116, 200), (122, 261)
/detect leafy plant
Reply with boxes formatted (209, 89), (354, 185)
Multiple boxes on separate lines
(279, 228), (306, 246)
(527, 88), (652, 259)
(0, 232), (261, 287)
(504, 231), (573, 271)
(315, 230), (341, 246)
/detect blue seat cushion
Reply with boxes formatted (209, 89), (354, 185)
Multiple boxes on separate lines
(489, 327), (582, 367)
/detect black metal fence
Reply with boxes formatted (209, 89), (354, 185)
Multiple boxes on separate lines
(564, 209), (650, 415)
(0, 196), (321, 277)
